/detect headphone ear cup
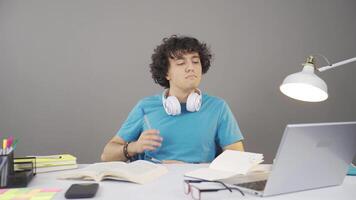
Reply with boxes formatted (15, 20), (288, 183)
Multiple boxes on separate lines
(186, 92), (202, 112)
(164, 96), (181, 115)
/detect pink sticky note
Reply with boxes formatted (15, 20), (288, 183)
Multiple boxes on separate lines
(40, 188), (61, 193)
(0, 189), (9, 194)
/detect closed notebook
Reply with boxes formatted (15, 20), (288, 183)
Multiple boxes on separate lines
(35, 164), (78, 173)
(15, 154), (77, 167)
(57, 160), (168, 184)
(14, 154), (78, 173)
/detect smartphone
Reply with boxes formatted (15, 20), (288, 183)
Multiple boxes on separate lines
(65, 183), (99, 199)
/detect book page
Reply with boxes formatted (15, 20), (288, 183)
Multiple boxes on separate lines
(185, 168), (237, 181)
(87, 160), (162, 175)
(103, 160), (168, 184)
(184, 164), (271, 182)
(209, 150), (263, 174)
(222, 164), (272, 185)
(184, 150), (265, 181)
(59, 160), (168, 184)
(57, 162), (127, 181)
(248, 164), (272, 173)
(84, 161), (128, 173)
(58, 169), (98, 181)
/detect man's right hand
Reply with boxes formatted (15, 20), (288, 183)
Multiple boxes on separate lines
(129, 129), (163, 154)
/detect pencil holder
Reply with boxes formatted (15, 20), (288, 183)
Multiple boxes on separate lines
(0, 152), (35, 188)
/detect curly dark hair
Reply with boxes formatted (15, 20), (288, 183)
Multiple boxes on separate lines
(149, 35), (212, 88)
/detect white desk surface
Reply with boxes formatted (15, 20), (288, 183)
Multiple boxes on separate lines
(26, 164), (356, 200)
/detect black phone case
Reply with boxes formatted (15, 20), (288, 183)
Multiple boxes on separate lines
(65, 183), (99, 199)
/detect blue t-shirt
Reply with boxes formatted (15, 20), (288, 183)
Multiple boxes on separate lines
(116, 93), (244, 163)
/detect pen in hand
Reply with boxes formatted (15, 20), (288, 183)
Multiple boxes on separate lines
(143, 115), (162, 163)
(144, 115), (152, 130)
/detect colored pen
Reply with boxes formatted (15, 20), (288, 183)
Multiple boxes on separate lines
(7, 136), (14, 148)
(150, 157), (162, 164)
(6, 147), (13, 155)
(144, 115), (152, 130)
(145, 155), (162, 164)
(143, 115), (163, 163)
(2, 139), (7, 152)
(12, 139), (19, 150)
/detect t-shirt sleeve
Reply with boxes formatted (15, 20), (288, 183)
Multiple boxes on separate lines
(116, 101), (144, 142)
(216, 100), (244, 148)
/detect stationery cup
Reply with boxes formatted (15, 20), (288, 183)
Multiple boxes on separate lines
(0, 152), (14, 188)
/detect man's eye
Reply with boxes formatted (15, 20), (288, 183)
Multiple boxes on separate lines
(177, 62), (185, 65)
(192, 60), (200, 64)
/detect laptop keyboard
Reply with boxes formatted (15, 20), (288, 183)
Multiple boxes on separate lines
(234, 180), (267, 191)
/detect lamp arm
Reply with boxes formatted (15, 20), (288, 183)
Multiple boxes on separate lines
(318, 57), (356, 72)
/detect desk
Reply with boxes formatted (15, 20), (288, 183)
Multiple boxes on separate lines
(27, 164), (356, 200)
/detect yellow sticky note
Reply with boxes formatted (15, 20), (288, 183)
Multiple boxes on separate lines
(0, 188), (59, 200)
(0, 189), (18, 200)
(32, 193), (56, 200)
(26, 189), (41, 196)
(31, 196), (55, 200)
(3, 189), (19, 194)
(35, 192), (56, 197)
(13, 194), (32, 199)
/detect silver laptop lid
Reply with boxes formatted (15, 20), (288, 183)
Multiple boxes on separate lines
(264, 122), (356, 196)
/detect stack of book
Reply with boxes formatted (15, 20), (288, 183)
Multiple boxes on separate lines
(14, 154), (78, 173)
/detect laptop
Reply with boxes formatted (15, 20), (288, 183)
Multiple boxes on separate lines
(231, 121), (356, 197)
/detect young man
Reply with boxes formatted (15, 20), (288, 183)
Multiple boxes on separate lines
(101, 35), (244, 163)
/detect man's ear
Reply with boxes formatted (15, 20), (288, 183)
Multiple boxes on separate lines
(165, 63), (171, 81)
(165, 72), (171, 80)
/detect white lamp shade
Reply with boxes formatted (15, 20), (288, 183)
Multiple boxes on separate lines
(280, 64), (328, 102)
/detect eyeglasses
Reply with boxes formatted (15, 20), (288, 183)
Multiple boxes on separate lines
(183, 179), (244, 200)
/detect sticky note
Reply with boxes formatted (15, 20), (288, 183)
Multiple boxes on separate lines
(0, 189), (9, 194)
(40, 188), (61, 192)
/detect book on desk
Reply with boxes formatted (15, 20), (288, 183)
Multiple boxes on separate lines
(14, 154), (78, 173)
(184, 150), (270, 184)
(57, 160), (168, 184)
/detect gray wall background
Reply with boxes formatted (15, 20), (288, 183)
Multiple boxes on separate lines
(0, 0), (355, 164)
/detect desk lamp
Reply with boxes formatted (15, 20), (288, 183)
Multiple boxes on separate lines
(280, 55), (356, 102)
(280, 54), (356, 172)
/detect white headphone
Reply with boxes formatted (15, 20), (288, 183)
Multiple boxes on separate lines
(162, 89), (202, 116)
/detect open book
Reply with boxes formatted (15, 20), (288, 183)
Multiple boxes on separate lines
(185, 150), (269, 181)
(58, 160), (168, 184)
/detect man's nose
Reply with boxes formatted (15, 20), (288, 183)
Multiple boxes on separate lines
(185, 61), (194, 72)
